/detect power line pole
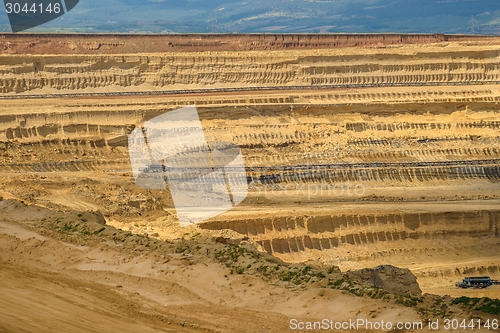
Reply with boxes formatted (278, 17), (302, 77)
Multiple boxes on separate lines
(208, 15), (217, 33)
(469, 16), (478, 35)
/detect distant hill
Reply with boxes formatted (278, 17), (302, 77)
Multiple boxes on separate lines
(0, 0), (499, 34)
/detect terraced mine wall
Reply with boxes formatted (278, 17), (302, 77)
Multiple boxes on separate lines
(201, 210), (500, 254)
(202, 209), (500, 291)
(1, 33), (499, 55)
(1, 101), (500, 173)
(1, 39), (499, 295)
(1, 46), (500, 94)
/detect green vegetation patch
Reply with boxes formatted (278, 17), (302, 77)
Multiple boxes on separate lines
(452, 297), (500, 315)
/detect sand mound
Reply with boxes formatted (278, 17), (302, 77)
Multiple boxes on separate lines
(349, 265), (422, 296)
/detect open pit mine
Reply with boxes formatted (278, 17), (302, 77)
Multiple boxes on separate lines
(1, 34), (500, 332)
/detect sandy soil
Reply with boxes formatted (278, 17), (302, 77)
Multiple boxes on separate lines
(0, 200), (428, 333)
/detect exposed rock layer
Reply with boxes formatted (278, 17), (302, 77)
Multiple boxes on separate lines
(1, 44), (500, 94)
(2, 33), (499, 55)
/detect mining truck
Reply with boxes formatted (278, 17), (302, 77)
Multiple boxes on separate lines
(455, 276), (500, 289)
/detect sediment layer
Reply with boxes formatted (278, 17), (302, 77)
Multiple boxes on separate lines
(2, 33), (499, 55)
(1, 42), (500, 94)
